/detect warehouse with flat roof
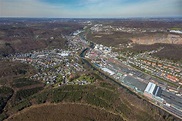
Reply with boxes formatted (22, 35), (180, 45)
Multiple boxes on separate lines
(101, 67), (115, 75)
(144, 82), (156, 98)
(153, 86), (162, 97)
(144, 82), (163, 102)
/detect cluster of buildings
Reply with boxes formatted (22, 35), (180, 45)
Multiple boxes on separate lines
(67, 35), (89, 52)
(144, 82), (182, 117)
(94, 44), (112, 53)
(11, 48), (86, 85)
(86, 44), (116, 59)
(21, 29), (90, 86)
(8, 28), (97, 86)
(125, 50), (182, 86)
(85, 43), (182, 118)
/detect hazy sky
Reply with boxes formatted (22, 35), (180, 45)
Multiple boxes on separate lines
(0, 0), (182, 18)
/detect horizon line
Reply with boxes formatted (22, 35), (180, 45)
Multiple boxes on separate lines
(0, 16), (182, 19)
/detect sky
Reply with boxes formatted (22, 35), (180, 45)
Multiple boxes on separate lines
(0, 0), (182, 18)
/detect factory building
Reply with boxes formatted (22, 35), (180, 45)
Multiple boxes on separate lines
(101, 67), (115, 75)
(153, 85), (162, 97)
(144, 82), (156, 98)
(152, 85), (164, 102)
(144, 82), (163, 102)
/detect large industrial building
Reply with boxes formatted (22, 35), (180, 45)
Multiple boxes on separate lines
(144, 82), (163, 102)
(101, 67), (115, 75)
(144, 82), (156, 98)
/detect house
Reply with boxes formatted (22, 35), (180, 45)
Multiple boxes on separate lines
(166, 74), (179, 82)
